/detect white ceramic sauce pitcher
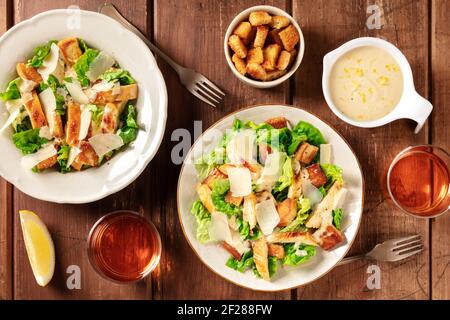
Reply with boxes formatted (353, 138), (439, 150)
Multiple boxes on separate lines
(322, 37), (432, 133)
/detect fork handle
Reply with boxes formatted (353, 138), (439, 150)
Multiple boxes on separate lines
(99, 3), (185, 74)
(337, 254), (367, 266)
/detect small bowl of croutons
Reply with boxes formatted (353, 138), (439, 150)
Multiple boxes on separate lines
(224, 5), (304, 88)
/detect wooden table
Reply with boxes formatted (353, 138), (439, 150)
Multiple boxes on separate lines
(0, 0), (448, 300)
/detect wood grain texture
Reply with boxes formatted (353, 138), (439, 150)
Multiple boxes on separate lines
(0, 0), (13, 301)
(12, 0), (153, 300)
(431, 0), (450, 301)
(293, 0), (430, 299)
(153, 0), (291, 299)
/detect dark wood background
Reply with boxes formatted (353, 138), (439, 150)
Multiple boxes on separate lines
(0, 0), (448, 300)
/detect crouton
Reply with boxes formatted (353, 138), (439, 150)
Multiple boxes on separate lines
(203, 167), (228, 189)
(58, 37), (82, 66)
(277, 49), (297, 71)
(246, 47), (264, 65)
(264, 69), (287, 81)
(36, 154), (57, 171)
(196, 184), (215, 213)
(265, 116), (287, 129)
(306, 163), (327, 187)
(278, 24), (300, 51)
(253, 25), (269, 48)
(277, 198), (297, 227)
(269, 15), (290, 29)
(268, 243), (285, 259)
(66, 101), (81, 146)
(242, 26), (256, 45)
(16, 63), (42, 85)
(225, 191), (244, 207)
(233, 21), (252, 40)
(266, 231), (318, 246)
(246, 62), (267, 81)
(232, 54), (246, 75)
(24, 91), (47, 129)
(71, 141), (99, 170)
(262, 44), (281, 71)
(221, 241), (242, 260)
(268, 29), (283, 46)
(228, 35), (247, 59)
(294, 142), (319, 164)
(252, 237), (270, 281)
(249, 11), (272, 26)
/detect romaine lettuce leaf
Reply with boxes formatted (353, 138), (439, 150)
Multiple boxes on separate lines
(0, 78), (21, 101)
(321, 164), (343, 192)
(273, 156), (293, 193)
(211, 179), (241, 216)
(288, 121), (326, 155)
(252, 256), (278, 278)
(73, 48), (100, 87)
(99, 69), (136, 85)
(12, 128), (48, 155)
(194, 147), (226, 180)
(226, 251), (254, 272)
(190, 200), (212, 243)
(332, 208), (344, 230)
(27, 40), (57, 68)
(117, 104), (139, 145)
(57, 144), (71, 173)
(282, 243), (316, 266)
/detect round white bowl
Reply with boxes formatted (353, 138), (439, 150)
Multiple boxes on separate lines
(322, 37), (432, 134)
(177, 105), (364, 291)
(0, 9), (167, 203)
(224, 5), (305, 89)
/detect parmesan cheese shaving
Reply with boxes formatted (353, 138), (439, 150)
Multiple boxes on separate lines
(208, 212), (232, 243)
(65, 80), (90, 104)
(86, 52), (115, 82)
(256, 199), (280, 235)
(78, 106), (92, 141)
(38, 43), (64, 82)
(227, 167), (252, 197)
(21, 144), (57, 170)
(67, 146), (81, 168)
(0, 100), (22, 133)
(38, 88), (57, 136)
(88, 133), (124, 158)
(38, 126), (53, 140)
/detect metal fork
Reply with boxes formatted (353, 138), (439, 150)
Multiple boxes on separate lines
(99, 3), (225, 108)
(338, 235), (424, 265)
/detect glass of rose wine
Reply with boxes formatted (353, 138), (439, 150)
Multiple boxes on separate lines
(87, 211), (161, 283)
(387, 145), (450, 218)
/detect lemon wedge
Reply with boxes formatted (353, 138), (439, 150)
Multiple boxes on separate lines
(19, 210), (55, 287)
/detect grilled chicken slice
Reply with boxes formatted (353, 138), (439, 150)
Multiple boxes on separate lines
(287, 171), (302, 199)
(66, 101), (81, 146)
(225, 191), (243, 207)
(243, 193), (257, 230)
(36, 154), (57, 171)
(45, 108), (64, 139)
(305, 181), (343, 229)
(266, 231), (318, 246)
(94, 84), (138, 104)
(57, 37), (82, 66)
(217, 164), (235, 175)
(276, 198), (297, 227)
(314, 225), (344, 250)
(24, 91), (47, 128)
(100, 101), (127, 134)
(268, 243), (285, 259)
(243, 161), (263, 181)
(16, 63), (42, 85)
(71, 141), (99, 171)
(196, 184), (215, 213)
(252, 237), (270, 281)
(203, 167), (228, 189)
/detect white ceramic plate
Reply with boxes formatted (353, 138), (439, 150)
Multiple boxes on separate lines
(177, 105), (364, 291)
(0, 10), (167, 203)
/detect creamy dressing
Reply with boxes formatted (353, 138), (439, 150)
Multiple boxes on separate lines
(329, 46), (403, 121)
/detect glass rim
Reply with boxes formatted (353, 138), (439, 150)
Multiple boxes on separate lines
(87, 210), (162, 284)
(386, 144), (450, 219)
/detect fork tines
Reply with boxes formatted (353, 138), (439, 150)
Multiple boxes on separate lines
(392, 235), (424, 259)
(192, 78), (225, 108)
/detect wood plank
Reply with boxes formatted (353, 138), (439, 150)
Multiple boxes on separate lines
(293, 0), (430, 299)
(153, 0), (291, 299)
(12, 0), (153, 300)
(0, 0), (13, 301)
(431, 0), (450, 301)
